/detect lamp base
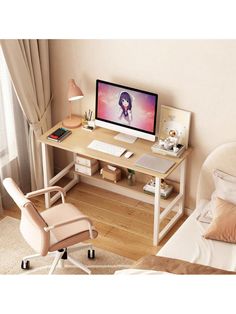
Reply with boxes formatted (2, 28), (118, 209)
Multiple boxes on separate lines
(62, 115), (82, 128)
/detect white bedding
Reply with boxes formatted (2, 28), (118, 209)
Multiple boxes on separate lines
(157, 199), (236, 272)
(116, 199), (236, 275)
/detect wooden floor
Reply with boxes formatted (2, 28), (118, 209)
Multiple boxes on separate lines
(0, 182), (187, 261)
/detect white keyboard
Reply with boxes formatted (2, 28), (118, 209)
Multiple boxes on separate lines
(88, 140), (126, 157)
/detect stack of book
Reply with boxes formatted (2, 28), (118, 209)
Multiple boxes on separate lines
(47, 127), (72, 142)
(75, 155), (99, 176)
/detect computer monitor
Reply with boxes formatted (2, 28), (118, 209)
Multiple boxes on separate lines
(95, 80), (158, 143)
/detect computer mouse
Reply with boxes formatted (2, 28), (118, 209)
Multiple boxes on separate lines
(124, 151), (134, 159)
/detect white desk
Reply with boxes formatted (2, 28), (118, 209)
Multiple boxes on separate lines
(39, 122), (191, 245)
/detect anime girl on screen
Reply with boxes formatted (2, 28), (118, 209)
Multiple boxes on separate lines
(118, 91), (133, 125)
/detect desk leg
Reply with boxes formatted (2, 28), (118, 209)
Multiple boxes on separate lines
(41, 143), (50, 208)
(179, 159), (186, 215)
(153, 177), (161, 246)
(73, 153), (80, 184)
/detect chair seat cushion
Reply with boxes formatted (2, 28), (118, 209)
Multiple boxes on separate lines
(41, 203), (98, 251)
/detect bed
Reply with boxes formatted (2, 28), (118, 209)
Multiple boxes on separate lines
(116, 142), (236, 274)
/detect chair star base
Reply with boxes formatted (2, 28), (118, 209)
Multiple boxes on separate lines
(21, 244), (95, 275)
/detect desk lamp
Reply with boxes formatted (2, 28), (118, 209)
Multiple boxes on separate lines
(62, 79), (84, 128)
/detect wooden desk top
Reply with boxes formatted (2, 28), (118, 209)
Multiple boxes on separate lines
(39, 122), (192, 179)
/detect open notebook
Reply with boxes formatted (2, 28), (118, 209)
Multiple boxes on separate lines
(135, 154), (175, 174)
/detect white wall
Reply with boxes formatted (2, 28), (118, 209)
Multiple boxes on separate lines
(49, 40), (236, 209)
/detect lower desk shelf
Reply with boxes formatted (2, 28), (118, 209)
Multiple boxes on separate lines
(73, 170), (179, 208)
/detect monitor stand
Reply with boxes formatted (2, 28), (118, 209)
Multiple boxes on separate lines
(114, 132), (137, 144)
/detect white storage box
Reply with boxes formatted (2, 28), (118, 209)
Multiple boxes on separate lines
(75, 161), (99, 176)
(75, 154), (98, 167)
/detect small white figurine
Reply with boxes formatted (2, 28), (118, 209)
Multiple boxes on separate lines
(159, 129), (179, 151)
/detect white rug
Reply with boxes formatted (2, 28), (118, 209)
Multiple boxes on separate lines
(0, 216), (133, 275)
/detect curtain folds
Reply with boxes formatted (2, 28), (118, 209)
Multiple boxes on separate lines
(1, 40), (52, 190)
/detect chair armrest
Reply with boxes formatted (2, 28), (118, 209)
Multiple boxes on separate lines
(44, 216), (95, 239)
(25, 186), (65, 203)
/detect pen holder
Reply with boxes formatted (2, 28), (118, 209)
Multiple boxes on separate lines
(88, 120), (96, 129)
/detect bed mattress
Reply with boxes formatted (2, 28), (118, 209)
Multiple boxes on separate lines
(157, 200), (236, 272)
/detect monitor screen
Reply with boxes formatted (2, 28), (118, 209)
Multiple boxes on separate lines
(95, 80), (158, 141)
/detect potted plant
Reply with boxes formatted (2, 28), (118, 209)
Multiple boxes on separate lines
(127, 168), (136, 186)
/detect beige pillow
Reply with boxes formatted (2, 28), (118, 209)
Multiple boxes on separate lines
(204, 197), (236, 243)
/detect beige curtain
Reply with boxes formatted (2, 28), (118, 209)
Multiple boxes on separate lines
(0, 39), (52, 190)
(0, 46), (31, 209)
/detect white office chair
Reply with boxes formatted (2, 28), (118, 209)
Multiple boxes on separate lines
(3, 178), (98, 275)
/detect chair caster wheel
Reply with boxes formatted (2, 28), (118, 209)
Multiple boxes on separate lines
(21, 260), (30, 270)
(88, 249), (95, 259)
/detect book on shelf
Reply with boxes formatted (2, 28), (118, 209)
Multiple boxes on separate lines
(47, 128), (72, 142)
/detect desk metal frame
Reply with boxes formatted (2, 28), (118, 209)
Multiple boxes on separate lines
(40, 123), (189, 246)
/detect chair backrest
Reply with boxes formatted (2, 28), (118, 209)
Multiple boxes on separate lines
(3, 178), (50, 256)
(196, 142), (236, 206)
